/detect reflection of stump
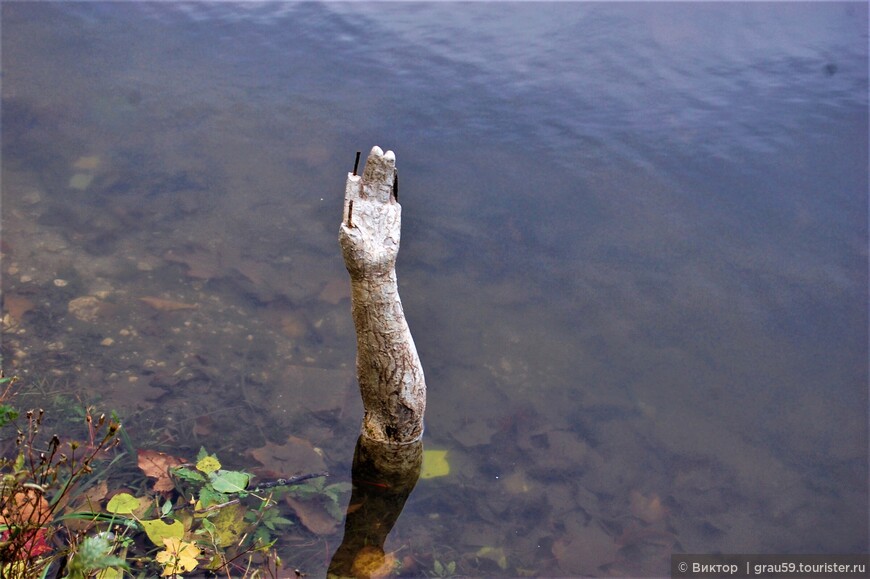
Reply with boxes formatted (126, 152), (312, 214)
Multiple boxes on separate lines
(339, 146), (426, 444)
(327, 436), (422, 578)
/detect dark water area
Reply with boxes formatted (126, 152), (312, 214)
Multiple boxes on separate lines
(2, 2), (868, 576)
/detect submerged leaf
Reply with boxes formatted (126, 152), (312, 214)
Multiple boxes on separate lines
(155, 537), (200, 576)
(249, 436), (327, 477)
(285, 496), (340, 536)
(196, 455), (221, 475)
(209, 470), (250, 494)
(207, 503), (247, 547)
(141, 518), (185, 547)
(69, 173), (94, 190)
(172, 467), (206, 484)
(420, 450), (450, 479)
(629, 490), (668, 524)
(106, 493), (140, 515)
(476, 546), (508, 570)
(73, 155), (101, 170)
(198, 485), (229, 508)
(66, 535), (127, 575)
(138, 450), (186, 493)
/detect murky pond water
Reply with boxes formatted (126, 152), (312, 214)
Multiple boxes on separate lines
(2, 2), (867, 576)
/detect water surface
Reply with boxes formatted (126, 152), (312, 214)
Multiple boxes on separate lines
(2, 2), (867, 576)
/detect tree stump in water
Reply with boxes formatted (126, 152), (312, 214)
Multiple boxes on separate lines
(339, 146), (426, 445)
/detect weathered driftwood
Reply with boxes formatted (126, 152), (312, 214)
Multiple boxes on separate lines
(339, 146), (426, 445)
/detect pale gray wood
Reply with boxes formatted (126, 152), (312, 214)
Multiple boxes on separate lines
(339, 146), (426, 444)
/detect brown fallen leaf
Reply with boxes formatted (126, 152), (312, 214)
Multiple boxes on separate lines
(70, 480), (109, 512)
(3, 294), (35, 320)
(139, 296), (198, 312)
(193, 415), (214, 437)
(318, 277), (350, 304)
(552, 521), (619, 577)
(629, 490), (668, 524)
(231, 260), (267, 287)
(249, 436), (326, 478)
(1, 489), (51, 527)
(138, 449), (186, 492)
(164, 248), (222, 280)
(63, 480), (109, 531)
(285, 496), (340, 536)
(280, 312), (308, 339)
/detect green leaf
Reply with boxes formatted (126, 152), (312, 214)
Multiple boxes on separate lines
(106, 493), (140, 515)
(324, 500), (344, 521)
(269, 516), (294, 528)
(66, 535), (129, 576)
(325, 482), (352, 497)
(209, 470), (250, 494)
(172, 467), (206, 483)
(0, 404), (19, 427)
(290, 479), (324, 499)
(196, 446), (210, 462)
(140, 518), (185, 546)
(161, 500), (173, 517)
(96, 568), (125, 579)
(253, 526), (270, 543)
(200, 517), (217, 534)
(198, 485), (228, 508)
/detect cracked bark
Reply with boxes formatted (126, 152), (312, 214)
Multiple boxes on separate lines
(339, 146), (426, 445)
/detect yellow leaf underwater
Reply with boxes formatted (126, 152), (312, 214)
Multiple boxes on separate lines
(155, 537), (200, 576)
(476, 546), (508, 570)
(141, 518), (185, 547)
(420, 450), (450, 479)
(68, 173), (94, 190)
(106, 492), (139, 514)
(209, 503), (247, 547)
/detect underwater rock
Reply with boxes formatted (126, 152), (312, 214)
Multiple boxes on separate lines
(68, 295), (106, 323)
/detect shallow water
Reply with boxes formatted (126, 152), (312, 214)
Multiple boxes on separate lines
(2, 2), (867, 576)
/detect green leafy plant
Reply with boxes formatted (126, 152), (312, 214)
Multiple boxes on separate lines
(0, 372), (335, 578)
(0, 374), (20, 427)
(0, 380), (124, 578)
(286, 478), (352, 522)
(64, 534), (129, 578)
(430, 557), (457, 578)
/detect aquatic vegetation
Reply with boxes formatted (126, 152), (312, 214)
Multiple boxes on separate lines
(430, 556), (457, 578)
(0, 373), (123, 577)
(0, 373), (334, 578)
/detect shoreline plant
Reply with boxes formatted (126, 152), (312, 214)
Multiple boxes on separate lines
(0, 372), (328, 578)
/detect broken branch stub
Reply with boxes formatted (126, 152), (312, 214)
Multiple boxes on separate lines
(339, 146), (426, 444)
